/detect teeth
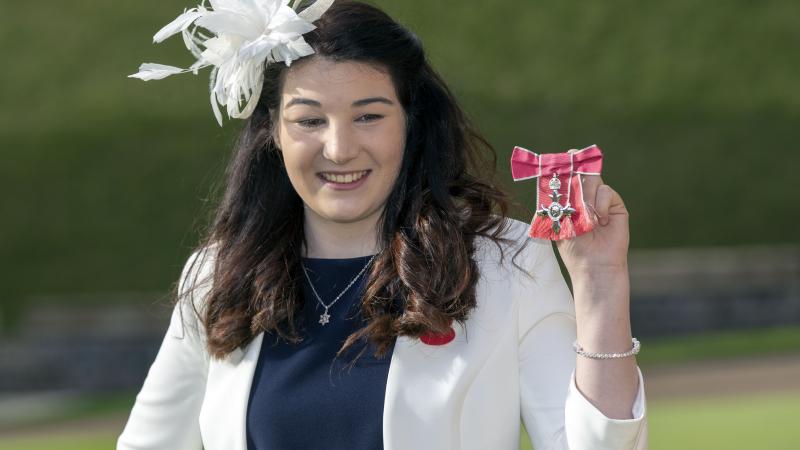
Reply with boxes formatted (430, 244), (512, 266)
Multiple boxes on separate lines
(321, 170), (368, 183)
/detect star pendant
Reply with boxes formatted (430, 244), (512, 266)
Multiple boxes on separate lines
(319, 311), (331, 325)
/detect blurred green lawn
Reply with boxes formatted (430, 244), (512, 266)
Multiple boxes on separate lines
(1, 0), (798, 326)
(0, 437), (116, 450)
(2, 326), (798, 449)
(634, 325), (800, 367)
(3, 391), (798, 450)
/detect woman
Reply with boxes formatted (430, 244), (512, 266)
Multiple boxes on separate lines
(118, 1), (648, 449)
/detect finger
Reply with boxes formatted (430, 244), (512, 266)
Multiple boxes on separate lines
(597, 184), (618, 225)
(579, 173), (603, 221)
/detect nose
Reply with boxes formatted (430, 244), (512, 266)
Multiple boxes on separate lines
(321, 120), (359, 165)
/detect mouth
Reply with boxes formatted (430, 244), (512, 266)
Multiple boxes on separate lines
(317, 169), (371, 184)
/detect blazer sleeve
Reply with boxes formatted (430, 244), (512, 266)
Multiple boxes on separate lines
(117, 247), (214, 450)
(516, 235), (649, 450)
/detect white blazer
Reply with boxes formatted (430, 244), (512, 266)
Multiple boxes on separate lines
(117, 218), (648, 450)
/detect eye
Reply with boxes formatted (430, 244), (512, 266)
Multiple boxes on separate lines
(297, 118), (325, 128)
(357, 114), (383, 123)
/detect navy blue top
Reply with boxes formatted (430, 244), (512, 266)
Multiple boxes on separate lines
(246, 254), (397, 450)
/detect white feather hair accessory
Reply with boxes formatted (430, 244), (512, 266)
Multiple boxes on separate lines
(129, 0), (335, 126)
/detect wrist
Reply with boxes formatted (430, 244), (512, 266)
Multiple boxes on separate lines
(569, 261), (629, 281)
(571, 270), (630, 310)
(572, 271), (633, 351)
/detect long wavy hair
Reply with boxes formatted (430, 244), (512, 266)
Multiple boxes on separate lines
(175, 0), (530, 366)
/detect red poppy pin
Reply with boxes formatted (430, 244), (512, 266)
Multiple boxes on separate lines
(420, 319), (456, 345)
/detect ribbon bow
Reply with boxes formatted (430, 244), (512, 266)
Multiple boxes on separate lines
(510, 144), (604, 240)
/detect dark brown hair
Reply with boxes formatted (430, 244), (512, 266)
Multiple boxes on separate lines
(175, 0), (530, 367)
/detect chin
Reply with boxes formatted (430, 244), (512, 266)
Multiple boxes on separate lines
(307, 199), (385, 224)
(325, 211), (369, 223)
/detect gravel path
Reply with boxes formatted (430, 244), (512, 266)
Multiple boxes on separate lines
(642, 353), (800, 400)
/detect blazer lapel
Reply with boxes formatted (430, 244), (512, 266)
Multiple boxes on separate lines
(199, 327), (470, 450)
(200, 291), (497, 450)
(382, 320), (472, 449)
(382, 258), (514, 450)
(199, 331), (264, 450)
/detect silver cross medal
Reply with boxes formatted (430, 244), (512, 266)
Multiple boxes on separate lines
(536, 173), (576, 234)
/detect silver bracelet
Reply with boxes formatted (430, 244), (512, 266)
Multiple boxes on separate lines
(573, 337), (640, 359)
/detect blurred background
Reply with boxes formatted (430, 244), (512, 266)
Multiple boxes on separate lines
(1, 0), (798, 448)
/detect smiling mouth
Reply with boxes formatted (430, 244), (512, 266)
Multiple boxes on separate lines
(318, 170), (370, 183)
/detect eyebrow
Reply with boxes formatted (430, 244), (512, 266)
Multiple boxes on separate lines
(284, 96), (395, 108)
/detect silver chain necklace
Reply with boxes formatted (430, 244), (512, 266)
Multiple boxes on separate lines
(301, 253), (377, 326)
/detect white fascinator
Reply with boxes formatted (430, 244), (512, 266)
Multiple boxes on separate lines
(129, 0), (335, 126)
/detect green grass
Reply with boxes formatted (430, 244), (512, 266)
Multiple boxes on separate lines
(526, 390), (800, 450)
(635, 325), (800, 368)
(0, 392), (137, 431)
(1, 2), (797, 318)
(0, 435), (118, 450)
(647, 390), (800, 450)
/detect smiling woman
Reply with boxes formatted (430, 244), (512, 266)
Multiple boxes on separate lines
(187, 0), (515, 371)
(271, 58), (407, 252)
(118, 1), (649, 449)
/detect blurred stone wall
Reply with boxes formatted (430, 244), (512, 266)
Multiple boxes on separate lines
(1, 244), (798, 392)
(629, 244), (800, 337)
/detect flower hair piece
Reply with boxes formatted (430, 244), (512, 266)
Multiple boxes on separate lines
(128, 0), (335, 126)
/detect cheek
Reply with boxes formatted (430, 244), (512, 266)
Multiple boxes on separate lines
(388, 129), (406, 171)
(278, 149), (299, 173)
(278, 124), (315, 165)
(280, 151), (319, 195)
(372, 146), (404, 196)
(377, 120), (406, 167)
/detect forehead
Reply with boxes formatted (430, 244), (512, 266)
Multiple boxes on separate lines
(280, 58), (397, 105)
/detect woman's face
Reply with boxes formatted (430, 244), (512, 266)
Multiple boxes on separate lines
(272, 57), (406, 227)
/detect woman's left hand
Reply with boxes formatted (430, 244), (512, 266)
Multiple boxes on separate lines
(557, 170), (640, 422)
(554, 172), (630, 277)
